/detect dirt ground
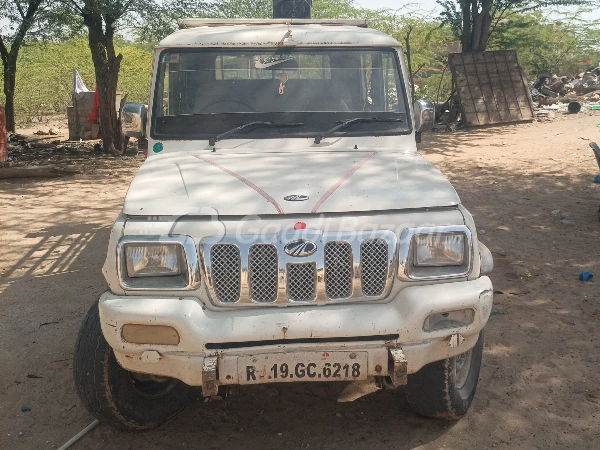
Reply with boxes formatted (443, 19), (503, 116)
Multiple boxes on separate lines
(1, 113), (600, 450)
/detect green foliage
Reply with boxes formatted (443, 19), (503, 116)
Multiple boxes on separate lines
(376, 16), (454, 73)
(415, 72), (453, 103)
(365, 9), (455, 100)
(489, 9), (600, 77)
(205, 0), (362, 19)
(437, 0), (593, 52)
(210, 0), (271, 17)
(312, 0), (362, 18)
(0, 37), (152, 124)
(136, 0), (363, 43)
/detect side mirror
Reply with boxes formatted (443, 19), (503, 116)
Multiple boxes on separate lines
(413, 99), (434, 143)
(121, 103), (147, 138)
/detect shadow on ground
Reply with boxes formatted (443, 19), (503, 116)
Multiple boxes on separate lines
(1, 117), (600, 449)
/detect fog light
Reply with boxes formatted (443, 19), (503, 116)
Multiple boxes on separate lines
(424, 309), (474, 332)
(122, 324), (180, 345)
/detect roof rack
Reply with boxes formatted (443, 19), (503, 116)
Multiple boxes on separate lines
(178, 18), (369, 29)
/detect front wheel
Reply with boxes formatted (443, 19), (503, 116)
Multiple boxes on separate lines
(405, 331), (484, 420)
(73, 301), (192, 431)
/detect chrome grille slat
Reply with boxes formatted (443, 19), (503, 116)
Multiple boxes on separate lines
(249, 244), (278, 303)
(360, 239), (389, 297)
(324, 241), (353, 300)
(287, 263), (316, 302)
(210, 244), (241, 303)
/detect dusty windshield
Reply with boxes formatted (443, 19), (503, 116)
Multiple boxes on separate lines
(152, 48), (410, 140)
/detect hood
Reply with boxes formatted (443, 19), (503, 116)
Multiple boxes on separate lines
(122, 150), (460, 216)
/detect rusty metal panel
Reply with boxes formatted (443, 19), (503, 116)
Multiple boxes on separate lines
(449, 51), (534, 127)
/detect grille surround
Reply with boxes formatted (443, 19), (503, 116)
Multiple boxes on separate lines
(210, 244), (241, 303)
(324, 241), (354, 300)
(248, 244), (279, 303)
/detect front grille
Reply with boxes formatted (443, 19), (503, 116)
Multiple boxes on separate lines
(287, 263), (316, 302)
(249, 244), (278, 303)
(210, 244), (241, 303)
(360, 239), (389, 297)
(325, 241), (353, 300)
(204, 232), (394, 306)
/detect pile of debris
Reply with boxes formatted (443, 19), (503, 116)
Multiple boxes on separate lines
(530, 66), (600, 111)
(1, 131), (142, 180)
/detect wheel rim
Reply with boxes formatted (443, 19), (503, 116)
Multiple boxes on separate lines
(127, 372), (179, 399)
(454, 349), (473, 390)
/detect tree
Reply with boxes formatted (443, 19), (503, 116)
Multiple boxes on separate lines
(367, 8), (455, 100)
(0, 0), (48, 131)
(63, 0), (156, 155)
(137, 0), (363, 43)
(489, 9), (600, 76)
(210, 0), (271, 17)
(136, 0), (209, 44)
(207, 0), (362, 20)
(437, 0), (593, 52)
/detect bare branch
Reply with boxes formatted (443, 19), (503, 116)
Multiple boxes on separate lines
(66, 0), (84, 14)
(412, 63), (427, 79)
(13, 0), (26, 19)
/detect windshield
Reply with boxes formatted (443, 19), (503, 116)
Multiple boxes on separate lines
(151, 48), (410, 140)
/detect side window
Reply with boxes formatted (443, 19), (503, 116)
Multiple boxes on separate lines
(158, 53), (209, 116)
(383, 53), (400, 112)
(161, 67), (170, 115)
(363, 52), (402, 112)
(157, 55), (181, 116)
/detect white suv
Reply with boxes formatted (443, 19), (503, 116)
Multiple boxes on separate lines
(73, 18), (494, 430)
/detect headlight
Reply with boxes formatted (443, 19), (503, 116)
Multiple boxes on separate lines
(399, 226), (472, 280)
(414, 232), (465, 267)
(125, 244), (183, 278)
(117, 236), (200, 290)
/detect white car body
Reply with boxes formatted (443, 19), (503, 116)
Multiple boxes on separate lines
(101, 20), (493, 394)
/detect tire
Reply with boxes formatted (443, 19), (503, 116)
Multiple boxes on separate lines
(73, 301), (192, 431)
(405, 331), (484, 420)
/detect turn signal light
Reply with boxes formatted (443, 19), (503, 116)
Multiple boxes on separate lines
(122, 324), (180, 345)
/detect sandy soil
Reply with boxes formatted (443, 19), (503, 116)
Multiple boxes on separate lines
(1, 113), (600, 449)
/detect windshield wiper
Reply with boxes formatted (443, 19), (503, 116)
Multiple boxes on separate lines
(209, 121), (304, 146)
(314, 117), (404, 144)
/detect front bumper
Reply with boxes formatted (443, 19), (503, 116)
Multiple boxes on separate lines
(99, 277), (493, 388)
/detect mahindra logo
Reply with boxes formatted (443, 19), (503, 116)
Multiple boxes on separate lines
(284, 239), (317, 257)
(284, 195), (309, 202)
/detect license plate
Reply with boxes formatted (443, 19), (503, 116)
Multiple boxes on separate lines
(238, 351), (368, 384)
